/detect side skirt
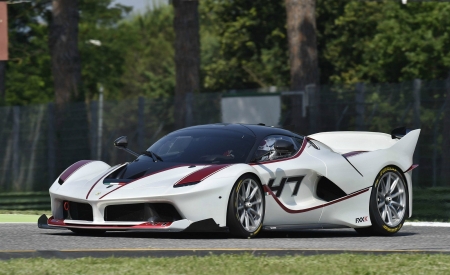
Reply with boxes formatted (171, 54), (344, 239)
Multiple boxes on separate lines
(263, 223), (349, 231)
(183, 218), (229, 233)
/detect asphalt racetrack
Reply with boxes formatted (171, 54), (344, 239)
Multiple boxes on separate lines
(0, 223), (449, 259)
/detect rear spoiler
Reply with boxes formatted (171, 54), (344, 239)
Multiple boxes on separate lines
(391, 127), (412, 139)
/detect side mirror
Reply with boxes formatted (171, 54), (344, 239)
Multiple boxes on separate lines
(274, 139), (295, 154)
(113, 136), (140, 157)
(114, 136), (128, 148)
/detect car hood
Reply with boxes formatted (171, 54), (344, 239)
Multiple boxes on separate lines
(51, 160), (235, 201)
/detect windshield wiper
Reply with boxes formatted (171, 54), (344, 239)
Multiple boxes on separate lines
(141, 151), (163, 162)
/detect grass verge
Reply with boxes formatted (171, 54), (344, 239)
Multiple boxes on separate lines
(0, 214), (43, 223)
(1, 254), (449, 275)
(0, 210), (50, 216)
(0, 210), (51, 223)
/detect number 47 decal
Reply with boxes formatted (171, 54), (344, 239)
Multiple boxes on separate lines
(267, 176), (304, 197)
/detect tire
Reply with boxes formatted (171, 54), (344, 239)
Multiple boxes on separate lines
(227, 174), (265, 238)
(69, 228), (106, 236)
(355, 166), (408, 236)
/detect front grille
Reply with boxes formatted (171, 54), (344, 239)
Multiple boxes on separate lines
(104, 203), (182, 222)
(63, 201), (93, 221)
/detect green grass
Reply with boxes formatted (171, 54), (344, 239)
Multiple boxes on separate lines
(0, 210), (50, 215)
(0, 209), (51, 222)
(0, 210), (51, 223)
(0, 214), (43, 223)
(0, 254), (449, 275)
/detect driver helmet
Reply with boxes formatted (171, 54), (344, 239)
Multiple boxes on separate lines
(256, 138), (278, 161)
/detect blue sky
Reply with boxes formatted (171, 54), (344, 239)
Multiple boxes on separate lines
(113, 0), (169, 14)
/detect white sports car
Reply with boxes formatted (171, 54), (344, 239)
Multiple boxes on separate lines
(38, 124), (420, 238)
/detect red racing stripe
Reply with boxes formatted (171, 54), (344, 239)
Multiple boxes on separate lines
(174, 164), (234, 187)
(47, 216), (172, 229)
(342, 151), (368, 158)
(404, 164), (419, 173)
(263, 185), (370, 214)
(59, 160), (94, 184)
(85, 164), (126, 199)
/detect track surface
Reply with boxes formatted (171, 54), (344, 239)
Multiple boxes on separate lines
(1, 224), (449, 254)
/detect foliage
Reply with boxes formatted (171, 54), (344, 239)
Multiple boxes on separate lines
(5, 1), (53, 106)
(200, 0), (289, 92)
(78, 0), (132, 100)
(4, 0), (131, 105)
(5, 0), (450, 105)
(321, 0), (450, 84)
(117, 3), (175, 99)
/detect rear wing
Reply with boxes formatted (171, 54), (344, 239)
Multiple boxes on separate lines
(389, 128), (420, 165)
(308, 128), (420, 156)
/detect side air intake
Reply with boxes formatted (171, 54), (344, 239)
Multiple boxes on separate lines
(316, 177), (347, 202)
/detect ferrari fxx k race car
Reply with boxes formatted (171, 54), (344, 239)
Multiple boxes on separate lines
(38, 124), (420, 238)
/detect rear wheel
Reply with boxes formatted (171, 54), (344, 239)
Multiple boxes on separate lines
(355, 166), (408, 236)
(227, 175), (265, 238)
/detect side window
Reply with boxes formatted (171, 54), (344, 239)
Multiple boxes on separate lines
(254, 135), (303, 162)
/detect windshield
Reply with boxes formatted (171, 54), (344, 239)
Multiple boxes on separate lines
(147, 128), (255, 164)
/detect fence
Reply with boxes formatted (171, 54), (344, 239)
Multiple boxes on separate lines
(0, 79), (449, 192)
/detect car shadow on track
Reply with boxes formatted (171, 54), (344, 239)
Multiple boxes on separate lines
(45, 229), (416, 239)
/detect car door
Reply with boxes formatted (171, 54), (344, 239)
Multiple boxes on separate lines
(250, 135), (327, 228)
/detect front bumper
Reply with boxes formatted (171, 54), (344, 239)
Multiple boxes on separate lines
(38, 214), (229, 233)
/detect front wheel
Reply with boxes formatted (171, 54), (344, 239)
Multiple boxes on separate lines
(355, 166), (408, 236)
(227, 175), (265, 238)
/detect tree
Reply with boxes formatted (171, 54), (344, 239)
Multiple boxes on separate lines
(321, 1), (450, 84)
(49, 0), (83, 107)
(3, 0), (130, 106)
(0, 62), (4, 105)
(173, 0), (200, 129)
(442, 75), (450, 185)
(49, 0), (131, 169)
(200, 0), (289, 92)
(78, 0), (131, 100)
(285, 0), (319, 134)
(4, 0), (53, 106)
(0, 1), (7, 105)
(117, 4), (175, 99)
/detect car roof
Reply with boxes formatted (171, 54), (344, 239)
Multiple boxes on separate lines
(181, 123), (303, 140)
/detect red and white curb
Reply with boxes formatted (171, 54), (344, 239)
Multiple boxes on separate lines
(404, 222), (450, 227)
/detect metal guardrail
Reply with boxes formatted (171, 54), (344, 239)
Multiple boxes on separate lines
(0, 192), (50, 210)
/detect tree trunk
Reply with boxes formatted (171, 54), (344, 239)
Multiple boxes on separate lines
(0, 61), (5, 105)
(173, 0), (200, 130)
(0, 1), (8, 105)
(285, 0), (319, 134)
(49, 0), (89, 172)
(49, 0), (83, 107)
(441, 75), (450, 186)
